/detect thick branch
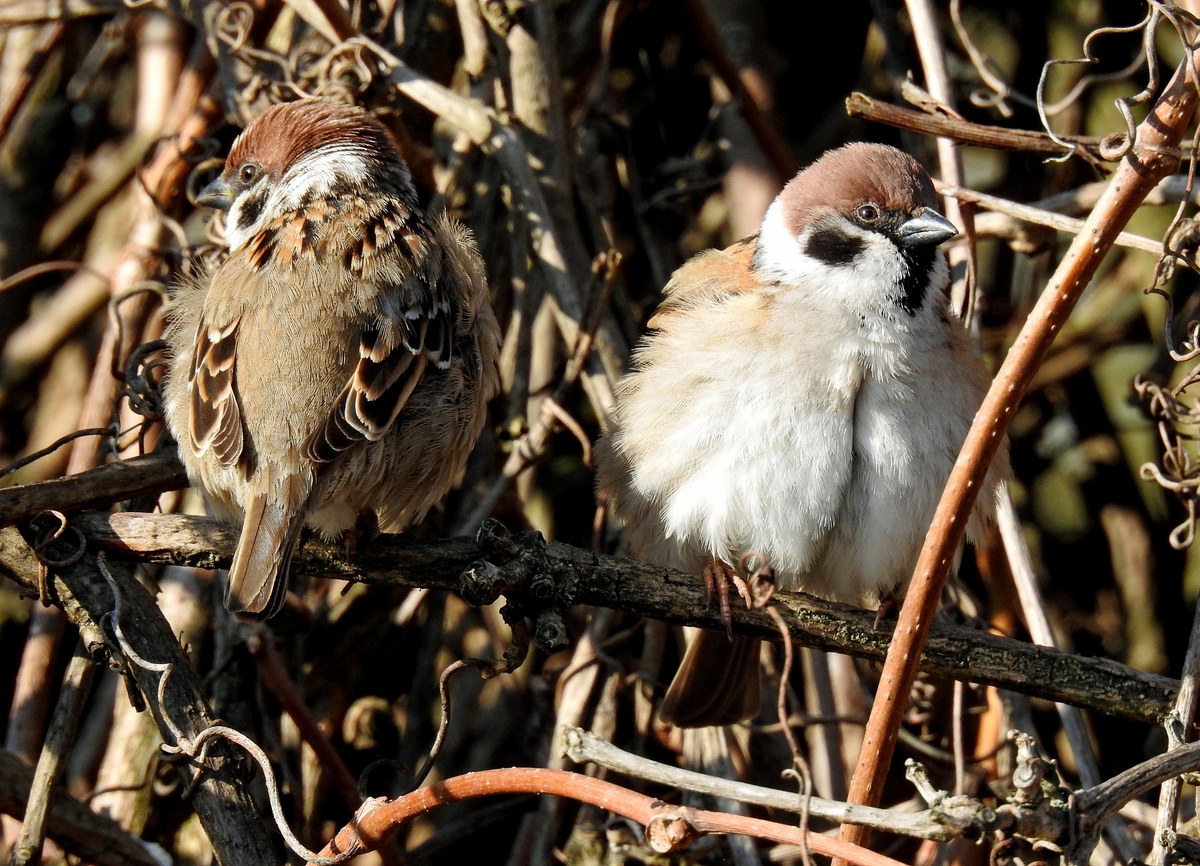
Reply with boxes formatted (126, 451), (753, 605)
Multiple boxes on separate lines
(0, 450), (188, 527)
(7, 521), (275, 863)
(39, 510), (1182, 726)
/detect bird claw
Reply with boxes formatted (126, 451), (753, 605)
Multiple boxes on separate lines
(703, 558), (752, 640)
(873, 593), (900, 629)
(341, 510), (380, 564)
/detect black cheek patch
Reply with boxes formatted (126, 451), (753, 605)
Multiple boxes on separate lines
(804, 227), (866, 267)
(236, 189), (267, 233)
(897, 245), (937, 316)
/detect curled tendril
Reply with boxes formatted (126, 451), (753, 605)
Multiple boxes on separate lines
(97, 553), (359, 864)
(737, 549), (776, 608)
(212, 2), (255, 52)
(122, 339), (169, 428)
(1136, 360), (1200, 549)
(951, 0), (1022, 119)
(1036, 10), (1156, 163)
(108, 281), (168, 378)
(30, 511), (87, 568)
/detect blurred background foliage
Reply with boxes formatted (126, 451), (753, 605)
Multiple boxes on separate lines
(1, 0), (1199, 863)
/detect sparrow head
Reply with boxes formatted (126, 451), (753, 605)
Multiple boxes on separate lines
(198, 99), (417, 250)
(754, 142), (956, 317)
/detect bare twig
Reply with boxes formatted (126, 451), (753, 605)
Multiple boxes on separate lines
(678, 0), (796, 180)
(9, 641), (96, 866)
(0, 22), (64, 140)
(0, 450), (188, 528)
(1074, 740), (1200, 864)
(842, 33), (1200, 852)
(938, 183), (1164, 255)
(562, 728), (953, 840)
(308, 766), (909, 866)
(998, 490), (1141, 863)
(246, 630), (363, 812)
(907, 0), (977, 322)
(845, 91), (1107, 158)
(0, 751), (161, 866)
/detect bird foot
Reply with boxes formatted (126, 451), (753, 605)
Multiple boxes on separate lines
(703, 557), (752, 640)
(342, 510), (380, 564)
(873, 592), (901, 629)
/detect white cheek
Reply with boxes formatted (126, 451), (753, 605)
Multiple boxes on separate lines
(755, 199), (909, 315)
(274, 148), (373, 210)
(222, 191), (263, 251)
(755, 199), (815, 281)
(220, 147), (383, 251)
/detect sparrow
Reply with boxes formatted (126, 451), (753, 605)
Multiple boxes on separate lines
(597, 142), (1005, 727)
(163, 99), (501, 619)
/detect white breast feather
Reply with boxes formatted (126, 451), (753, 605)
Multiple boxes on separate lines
(617, 202), (989, 604)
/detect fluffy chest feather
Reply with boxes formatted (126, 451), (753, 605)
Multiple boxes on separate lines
(611, 253), (984, 603)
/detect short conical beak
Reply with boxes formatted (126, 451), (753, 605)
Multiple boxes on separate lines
(197, 176), (235, 211)
(897, 208), (957, 247)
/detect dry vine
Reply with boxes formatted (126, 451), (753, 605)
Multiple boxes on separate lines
(4, 3), (1200, 866)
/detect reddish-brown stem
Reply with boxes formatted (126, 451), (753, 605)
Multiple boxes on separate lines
(245, 633), (362, 812)
(839, 49), (1197, 853)
(308, 767), (907, 866)
(845, 91), (1105, 157)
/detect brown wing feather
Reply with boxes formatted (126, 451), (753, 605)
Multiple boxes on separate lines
(304, 279), (451, 465)
(647, 235), (760, 330)
(189, 319), (244, 467)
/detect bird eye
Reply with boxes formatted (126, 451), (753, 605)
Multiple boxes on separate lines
(238, 163), (261, 184)
(856, 203), (880, 222)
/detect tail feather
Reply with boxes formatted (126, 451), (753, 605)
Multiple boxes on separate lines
(226, 489), (306, 620)
(660, 631), (762, 727)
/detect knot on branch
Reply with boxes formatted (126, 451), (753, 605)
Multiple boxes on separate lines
(907, 732), (1070, 850)
(459, 519), (577, 660)
(1161, 830), (1200, 866)
(644, 806), (700, 853)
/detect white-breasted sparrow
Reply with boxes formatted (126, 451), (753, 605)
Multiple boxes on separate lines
(597, 143), (1005, 727)
(164, 99), (501, 619)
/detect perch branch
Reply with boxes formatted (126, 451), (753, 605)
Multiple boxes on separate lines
(17, 509), (1180, 726)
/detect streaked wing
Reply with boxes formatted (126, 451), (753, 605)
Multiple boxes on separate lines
(189, 318), (244, 467)
(305, 284), (453, 464)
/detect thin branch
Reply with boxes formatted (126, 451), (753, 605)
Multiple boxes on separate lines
(1074, 740), (1200, 863)
(938, 183), (1164, 254)
(9, 641), (96, 866)
(0, 751), (161, 866)
(845, 91), (1108, 157)
(307, 766), (909, 866)
(0, 450), (188, 528)
(561, 727), (955, 841)
(842, 37), (1199, 852)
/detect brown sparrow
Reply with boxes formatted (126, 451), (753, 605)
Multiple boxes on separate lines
(597, 143), (1005, 727)
(164, 99), (501, 619)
